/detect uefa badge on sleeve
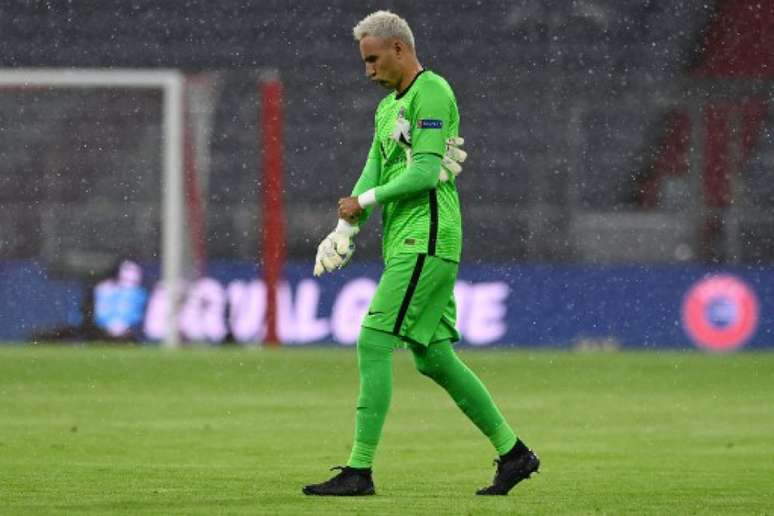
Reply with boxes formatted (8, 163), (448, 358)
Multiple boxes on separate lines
(417, 119), (443, 129)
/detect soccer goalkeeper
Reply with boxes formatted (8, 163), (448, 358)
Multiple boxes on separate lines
(304, 10), (539, 497)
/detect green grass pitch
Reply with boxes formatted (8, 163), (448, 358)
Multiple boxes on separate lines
(0, 345), (772, 514)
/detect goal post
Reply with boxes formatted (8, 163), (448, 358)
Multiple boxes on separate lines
(0, 68), (286, 347)
(0, 69), (188, 347)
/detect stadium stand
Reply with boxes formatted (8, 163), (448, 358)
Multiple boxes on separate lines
(2, 0), (769, 264)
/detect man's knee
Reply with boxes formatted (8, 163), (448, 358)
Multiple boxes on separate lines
(357, 327), (399, 359)
(413, 351), (444, 379)
(413, 356), (434, 378)
(412, 341), (456, 379)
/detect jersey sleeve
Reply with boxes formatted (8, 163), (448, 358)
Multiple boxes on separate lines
(352, 133), (380, 196)
(409, 81), (452, 157)
(350, 130), (381, 226)
(374, 152), (440, 204)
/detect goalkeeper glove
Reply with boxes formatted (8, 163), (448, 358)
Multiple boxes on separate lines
(439, 137), (467, 182)
(313, 219), (359, 277)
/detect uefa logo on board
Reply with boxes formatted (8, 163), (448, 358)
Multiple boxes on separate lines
(681, 274), (760, 351)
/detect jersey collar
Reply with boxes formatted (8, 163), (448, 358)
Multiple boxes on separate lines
(395, 69), (428, 100)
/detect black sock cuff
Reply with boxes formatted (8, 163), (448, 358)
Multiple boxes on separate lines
(346, 466), (372, 473)
(504, 439), (529, 458)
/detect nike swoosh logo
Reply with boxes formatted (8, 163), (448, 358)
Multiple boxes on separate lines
(367, 311), (384, 316)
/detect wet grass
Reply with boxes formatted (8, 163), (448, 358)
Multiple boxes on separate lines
(0, 345), (772, 514)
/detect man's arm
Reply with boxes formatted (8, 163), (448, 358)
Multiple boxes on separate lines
(360, 152), (440, 203)
(339, 152), (441, 219)
(342, 133), (381, 225)
(343, 80), (451, 215)
(314, 130), (380, 275)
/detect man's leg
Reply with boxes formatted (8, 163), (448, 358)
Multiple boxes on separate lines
(303, 327), (399, 496)
(410, 340), (517, 454)
(305, 254), (426, 496)
(410, 340), (540, 495)
(347, 327), (401, 468)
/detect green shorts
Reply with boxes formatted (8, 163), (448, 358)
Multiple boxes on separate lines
(362, 253), (460, 347)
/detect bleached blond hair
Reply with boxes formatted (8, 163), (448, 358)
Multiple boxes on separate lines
(353, 10), (415, 50)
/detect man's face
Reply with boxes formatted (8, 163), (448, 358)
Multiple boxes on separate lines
(359, 35), (402, 90)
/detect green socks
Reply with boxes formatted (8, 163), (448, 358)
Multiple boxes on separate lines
(347, 329), (518, 468)
(411, 341), (518, 456)
(347, 327), (400, 469)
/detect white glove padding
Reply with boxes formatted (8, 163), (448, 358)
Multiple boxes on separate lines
(313, 220), (360, 277)
(391, 106), (413, 168)
(391, 106), (412, 151)
(439, 137), (467, 182)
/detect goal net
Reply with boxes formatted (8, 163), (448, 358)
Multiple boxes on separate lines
(0, 69), (231, 346)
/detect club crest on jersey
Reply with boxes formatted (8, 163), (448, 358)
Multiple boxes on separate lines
(417, 119), (443, 129)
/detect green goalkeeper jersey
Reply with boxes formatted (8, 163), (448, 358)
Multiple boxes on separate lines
(352, 70), (462, 263)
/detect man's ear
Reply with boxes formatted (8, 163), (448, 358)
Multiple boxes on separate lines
(393, 39), (405, 58)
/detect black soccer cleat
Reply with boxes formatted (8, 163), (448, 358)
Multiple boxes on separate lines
(476, 441), (540, 496)
(302, 466), (376, 496)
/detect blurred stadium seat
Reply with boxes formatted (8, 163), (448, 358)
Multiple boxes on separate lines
(2, 0), (770, 264)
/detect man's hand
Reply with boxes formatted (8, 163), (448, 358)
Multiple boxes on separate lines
(338, 197), (364, 223)
(313, 220), (360, 277)
(439, 137), (467, 182)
